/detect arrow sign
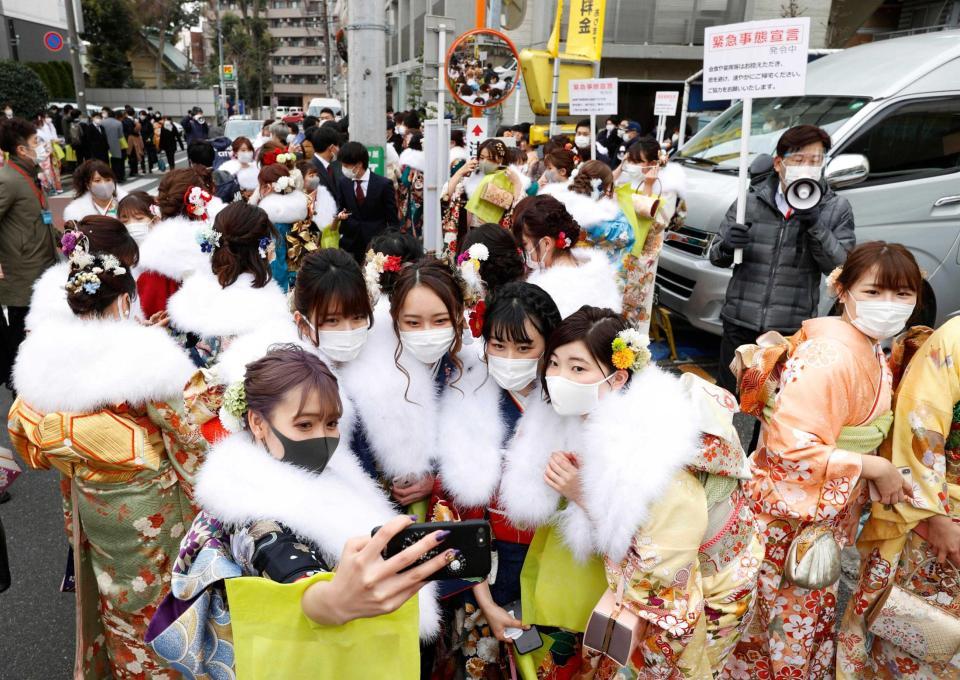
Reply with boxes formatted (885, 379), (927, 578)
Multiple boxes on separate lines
(466, 117), (489, 159)
(471, 125), (484, 137)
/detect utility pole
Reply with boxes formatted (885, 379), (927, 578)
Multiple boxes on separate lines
(320, 0), (333, 97)
(345, 0), (385, 147)
(217, 0), (226, 123)
(64, 0), (87, 115)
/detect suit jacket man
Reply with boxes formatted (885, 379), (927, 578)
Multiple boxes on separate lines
(311, 154), (342, 207)
(100, 116), (124, 159)
(337, 169), (400, 262)
(82, 121), (110, 163)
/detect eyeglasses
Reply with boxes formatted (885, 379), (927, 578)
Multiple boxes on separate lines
(783, 152), (824, 166)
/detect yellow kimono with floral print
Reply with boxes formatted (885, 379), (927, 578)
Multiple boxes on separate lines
(724, 317), (892, 680)
(838, 318), (960, 679)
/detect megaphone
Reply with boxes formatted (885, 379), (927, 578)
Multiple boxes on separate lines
(785, 177), (823, 211)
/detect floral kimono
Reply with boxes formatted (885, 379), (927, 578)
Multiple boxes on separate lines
(8, 316), (203, 680)
(286, 183), (338, 277)
(441, 169), (520, 262)
(398, 147), (426, 238)
(837, 318), (960, 679)
(147, 432), (442, 678)
(723, 316), (894, 680)
(256, 190), (310, 292)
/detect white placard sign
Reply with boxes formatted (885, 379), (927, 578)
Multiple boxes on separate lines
(568, 78), (618, 115)
(466, 117), (489, 158)
(703, 17), (810, 102)
(653, 91), (679, 116)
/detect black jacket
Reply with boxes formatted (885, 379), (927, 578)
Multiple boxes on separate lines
(158, 123), (182, 153)
(337, 171), (400, 262)
(708, 174), (856, 333)
(311, 155), (343, 207)
(81, 122), (109, 163)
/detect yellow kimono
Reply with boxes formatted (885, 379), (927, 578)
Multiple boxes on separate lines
(838, 318), (960, 679)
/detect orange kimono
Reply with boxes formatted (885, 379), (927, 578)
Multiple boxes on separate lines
(723, 317), (893, 680)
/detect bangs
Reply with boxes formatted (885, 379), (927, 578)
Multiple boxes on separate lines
(293, 373), (343, 422)
(873, 249), (923, 294)
(310, 281), (373, 327)
(484, 300), (534, 344)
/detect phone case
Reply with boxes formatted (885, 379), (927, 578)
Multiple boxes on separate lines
(504, 599), (543, 654)
(375, 520), (492, 581)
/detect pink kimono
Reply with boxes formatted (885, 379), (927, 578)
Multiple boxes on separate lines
(723, 317), (892, 680)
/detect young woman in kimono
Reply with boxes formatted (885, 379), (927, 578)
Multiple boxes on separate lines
(337, 257), (466, 511)
(499, 306), (760, 679)
(455, 224), (526, 340)
(136, 168), (224, 319)
(218, 136), (260, 198)
(251, 163), (309, 291)
(512, 195), (622, 319)
(398, 132), (426, 238)
(837, 317), (960, 678)
(723, 242), (922, 680)
(285, 160), (339, 277)
(167, 201), (289, 368)
(432, 281), (563, 679)
(148, 345), (449, 679)
(9, 250), (203, 680)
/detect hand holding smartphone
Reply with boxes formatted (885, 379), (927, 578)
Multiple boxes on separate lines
(373, 520), (492, 581)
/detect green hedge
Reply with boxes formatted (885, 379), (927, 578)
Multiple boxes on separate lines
(25, 61), (75, 101)
(0, 61), (50, 116)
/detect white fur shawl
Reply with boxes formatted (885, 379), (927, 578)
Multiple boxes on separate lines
(138, 215), (213, 282)
(399, 148), (425, 173)
(257, 191), (309, 225)
(195, 433), (441, 640)
(336, 306), (439, 480)
(540, 184), (623, 230)
(13, 317), (194, 414)
(62, 187), (129, 223)
(435, 352), (506, 509)
(220, 160), (261, 192)
(616, 162), (687, 198)
(449, 146), (468, 166)
(499, 367), (700, 563)
(167, 270), (291, 339)
(24, 261), (70, 331)
(527, 248), (622, 319)
(312, 184), (337, 230)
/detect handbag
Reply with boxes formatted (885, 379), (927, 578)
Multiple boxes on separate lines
(583, 573), (647, 667)
(867, 554), (960, 663)
(783, 524), (842, 590)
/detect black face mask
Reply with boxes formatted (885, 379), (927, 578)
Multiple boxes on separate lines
(269, 423), (338, 475)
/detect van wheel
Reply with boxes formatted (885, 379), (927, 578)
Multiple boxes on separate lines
(910, 281), (937, 328)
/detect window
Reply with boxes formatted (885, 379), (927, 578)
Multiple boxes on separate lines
(840, 98), (960, 185)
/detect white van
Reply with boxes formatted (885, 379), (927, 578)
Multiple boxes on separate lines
(273, 106), (289, 120)
(658, 30), (960, 333)
(306, 98), (343, 119)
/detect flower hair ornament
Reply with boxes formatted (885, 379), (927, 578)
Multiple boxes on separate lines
(148, 204), (161, 219)
(456, 243), (489, 306)
(826, 266), (843, 297)
(611, 327), (652, 373)
(363, 249), (403, 304)
(60, 228), (86, 258)
(258, 236), (274, 260)
(589, 177), (603, 201)
(219, 380), (248, 433)
(183, 186), (213, 221)
(271, 175), (295, 195)
(196, 224), (221, 253)
(556, 230), (573, 249)
(262, 147), (296, 167)
(65, 252), (127, 296)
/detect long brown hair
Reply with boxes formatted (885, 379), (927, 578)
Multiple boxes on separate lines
(157, 167), (214, 219)
(210, 202), (278, 288)
(244, 344), (342, 427)
(389, 258), (465, 400)
(835, 241), (923, 300)
(570, 160), (614, 197)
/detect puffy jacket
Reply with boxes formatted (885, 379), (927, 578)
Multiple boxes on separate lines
(708, 174), (855, 333)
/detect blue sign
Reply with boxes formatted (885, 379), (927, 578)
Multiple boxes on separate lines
(43, 31), (64, 52)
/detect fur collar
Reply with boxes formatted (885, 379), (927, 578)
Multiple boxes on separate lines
(167, 270), (291, 339)
(62, 187), (129, 223)
(195, 433), (440, 640)
(436, 352), (506, 509)
(138, 215), (213, 282)
(527, 248), (622, 319)
(500, 367), (700, 563)
(616, 162), (687, 198)
(13, 317), (194, 414)
(220, 160), (261, 191)
(257, 191), (309, 224)
(312, 184), (337, 230)
(25, 261), (70, 331)
(336, 306), (439, 480)
(542, 185), (622, 229)
(399, 148), (425, 172)
(449, 146), (468, 165)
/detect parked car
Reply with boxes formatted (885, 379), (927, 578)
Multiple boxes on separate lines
(658, 30), (960, 334)
(282, 112), (304, 125)
(224, 118), (266, 142)
(305, 97), (343, 119)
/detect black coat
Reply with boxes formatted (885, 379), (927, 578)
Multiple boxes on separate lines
(311, 156), (343, 208)
(337, 171), (400, 262)
(81, 123), (109, 163)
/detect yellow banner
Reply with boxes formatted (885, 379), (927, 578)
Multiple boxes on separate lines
(546, 0), (563, 57)
(565, 0), (606, 62)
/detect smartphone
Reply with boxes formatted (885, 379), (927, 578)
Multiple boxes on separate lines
(373, 520), (492, 581)
(502, 600), (544, 655)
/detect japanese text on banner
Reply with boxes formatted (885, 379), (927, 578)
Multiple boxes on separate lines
(565, 0), (606, 62)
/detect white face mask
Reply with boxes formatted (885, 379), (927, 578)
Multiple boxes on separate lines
(622, 163), (643, 180)
(545, 373), (613, 417)
(487, 355), (540, 392)
(341, 165), (357, 181)
(400, 327), (455, 365)
(316, 327), (369, 363)
(286, 133), (296, 145)
(124, 220), (152, 244)
(574, 135), (590, 148)
(783, 164), (822, 186)
(90, 182), (116, 200)
(396, 124), (407, 136)
(605, 123), (615, 132)
(847, 294), (915, 341)
(3, 109), (11, 118)
(163, 121), (172, 130)
(238, 150), (254, 164)
(36, 145), (49, 161)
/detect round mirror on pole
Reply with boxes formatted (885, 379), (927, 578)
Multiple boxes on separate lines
(445, 28), (521, 109)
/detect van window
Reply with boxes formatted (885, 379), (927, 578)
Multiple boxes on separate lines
(838, 97), (960, 185)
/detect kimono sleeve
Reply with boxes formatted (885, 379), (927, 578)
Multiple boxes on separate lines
(7, 397), (49, 472)
(584, 213), (636, 254)
(147, 396), (208, 499)
(615, 470), (707, 660)
(758, 337), (864, 520)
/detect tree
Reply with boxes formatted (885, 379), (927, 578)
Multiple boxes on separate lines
(0, 61), (50, 117)
(213, 0), (274, 111)
(134, 0), (199, 88)
(82, 0), (136, 87)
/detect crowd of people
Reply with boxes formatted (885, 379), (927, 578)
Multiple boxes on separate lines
(0, 102), (957, 680)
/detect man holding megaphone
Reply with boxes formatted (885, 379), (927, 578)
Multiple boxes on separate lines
(709, 124), (856, 395)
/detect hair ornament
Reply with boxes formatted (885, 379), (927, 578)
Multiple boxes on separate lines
(148, 204), (161, 219)
(556, 230), (573, 249)
(611, 327), (652, 373)
(263, 147), (296, 167)
(589, 177), (602, 201)
(219, 380), (247, 433)
(826, 266), (843, 296)
(64, 251), (127, 297)
(468, 299), (486, 339)
(183, 186), (213, 221)
(258, 236), (272, 260)
(271, 175), (295, 194)
(196, 224), (221, 254)
(363, 249), (401, 305)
